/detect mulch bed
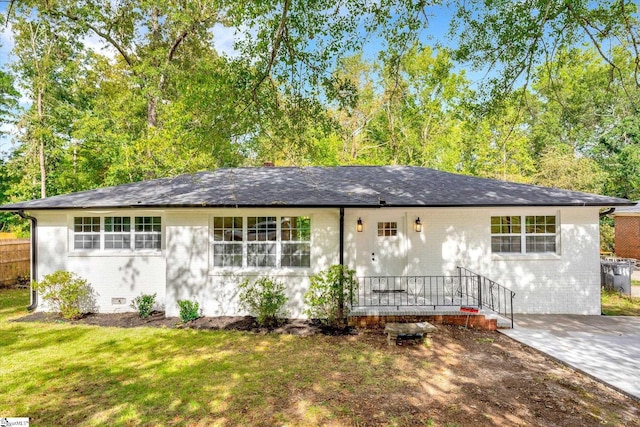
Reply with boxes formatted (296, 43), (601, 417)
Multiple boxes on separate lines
(13, 311), (357, 336)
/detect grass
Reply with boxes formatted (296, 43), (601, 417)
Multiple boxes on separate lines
(601, 288), (640, 316)
(0, 289), (411, 426)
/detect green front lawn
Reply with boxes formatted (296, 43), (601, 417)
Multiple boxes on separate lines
(1, 289), (421, 426)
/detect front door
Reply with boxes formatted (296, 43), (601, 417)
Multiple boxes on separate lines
(356, 213), (407, 277)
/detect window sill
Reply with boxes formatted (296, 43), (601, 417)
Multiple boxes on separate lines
(209, 267), (311, 277)
(69, 250), (164, 257)
(491, 253), (561, 261)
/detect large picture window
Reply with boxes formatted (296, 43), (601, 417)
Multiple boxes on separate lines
(212, 215), (311, 268)
(491, 215), (557, 254)
(72, 216), (162, 251)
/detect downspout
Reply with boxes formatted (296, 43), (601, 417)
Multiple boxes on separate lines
(339, 207), (345, 322)
(17, 210), (38, 311)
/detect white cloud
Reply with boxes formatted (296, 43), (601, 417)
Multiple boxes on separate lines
(211, 23), (239, 57)
(82, 32), (118, 61)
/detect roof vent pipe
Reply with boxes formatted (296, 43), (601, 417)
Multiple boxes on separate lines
(16, 210), (38, 311)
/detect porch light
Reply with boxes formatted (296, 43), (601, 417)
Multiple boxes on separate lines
(414, 217), (422, 232)
(357, 218), (363, 232)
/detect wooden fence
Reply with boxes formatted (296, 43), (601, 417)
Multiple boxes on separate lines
(0, 239), (30, 288)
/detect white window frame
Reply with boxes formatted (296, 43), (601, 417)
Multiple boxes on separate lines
(491, 213), (559, 256)
(69, 214), (164, 255)
(210, 215), (312, 270)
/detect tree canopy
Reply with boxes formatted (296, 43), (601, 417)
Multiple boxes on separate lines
(1, 0), (639, 230)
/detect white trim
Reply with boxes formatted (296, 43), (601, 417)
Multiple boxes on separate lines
(490, 211), (561, 256)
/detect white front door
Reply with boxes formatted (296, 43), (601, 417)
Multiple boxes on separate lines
(356, 213), (407, 277)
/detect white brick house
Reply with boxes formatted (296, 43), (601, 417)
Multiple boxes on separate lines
(1, 166), (632, 318)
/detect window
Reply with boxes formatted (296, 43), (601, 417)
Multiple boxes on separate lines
(105, 217), (131, 249)
(74, 217), (100, 249)
(212, 217), (243, 267)
(247, 216), (277, 267)
(212, 215), (311, 268)
(135, 216), (162, 249)
(72, 215), (162, 251)
(490, 216), (521, 253)
(281, 216), (311, 267)
(525, 216), (556, 253)
(491, 215), (557, 254)
(377, 222), (398, 237)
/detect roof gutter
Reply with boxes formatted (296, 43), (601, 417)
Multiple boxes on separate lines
(16, 210), (38, 312)
(600, 207), (616, 217)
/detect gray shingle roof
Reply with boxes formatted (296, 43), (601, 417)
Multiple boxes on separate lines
(613, 202), (640, 214)
(0, 166), (632, 210)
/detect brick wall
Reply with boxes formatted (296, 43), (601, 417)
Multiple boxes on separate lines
(615, 216), (640, 259)
(349, 314), (497, 331)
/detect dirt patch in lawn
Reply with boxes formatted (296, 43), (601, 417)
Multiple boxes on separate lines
(13, 312), (640, 426)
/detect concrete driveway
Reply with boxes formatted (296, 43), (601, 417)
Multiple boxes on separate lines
(500, 315), (640, 400)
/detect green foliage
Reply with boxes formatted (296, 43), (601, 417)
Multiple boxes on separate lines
(130, 293), (157, 319)
(304, 264), (357, 327)
(600, 217), (615, 254)
(238, 277), (288, 327)
(32, 271), (94, 319)
(177, 299), (200, 323)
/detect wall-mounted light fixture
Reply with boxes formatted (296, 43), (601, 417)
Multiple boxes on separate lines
(357, 217), (363, 232)
(414, 217), (422, 232)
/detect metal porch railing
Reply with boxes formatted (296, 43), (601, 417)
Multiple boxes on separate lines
(351, 266), (515, 327)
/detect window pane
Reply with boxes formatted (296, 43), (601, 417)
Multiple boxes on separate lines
(74, 234), (100, 249)
(281, 216), (311, 242)
(247, 217), (276, 241)
(247, 243), (276, 267)
(213, 242), (243, 267)
(105, 217), (131, 233)
(74, 216), (100, 233)
(105, 234), (131, 249)
(135, 234), (161, 249)
(377, 221), (397, 237)
(526, 236), (556, 253)
(281, 242), (311, 267)
(213, 216), (243, 242)
(135, 216), (161, 232)
(491, 236), (521, 253)
(525, 216), (556, 234)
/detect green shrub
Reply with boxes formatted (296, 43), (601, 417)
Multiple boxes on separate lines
(130, 293), (157, 318)
(600, 221), (615, 254)
(303, 264), (357, 327)
(32, 271), (95, 319)
(238, 277), (288, 326)
(177, 299), (200, 322)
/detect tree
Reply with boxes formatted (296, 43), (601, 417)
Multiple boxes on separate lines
(451, 0), (640, 104)
(8, 10), (82, 199)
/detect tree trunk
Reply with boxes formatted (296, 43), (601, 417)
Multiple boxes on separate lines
(37, 87), (46, 198)
(147, 95), (157, 128)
